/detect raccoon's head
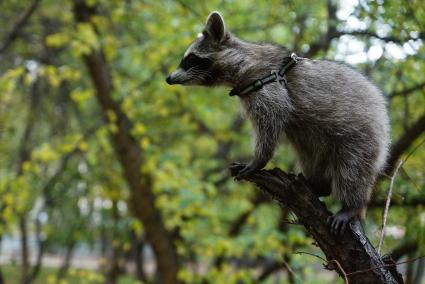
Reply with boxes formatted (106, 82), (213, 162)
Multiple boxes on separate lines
(166, 11), (235, 86)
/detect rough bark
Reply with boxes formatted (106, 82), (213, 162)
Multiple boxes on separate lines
(73, 1), (179, 283)
(230, 164), (403, 284)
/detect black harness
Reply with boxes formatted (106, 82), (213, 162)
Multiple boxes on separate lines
(229, 53), (299, 97)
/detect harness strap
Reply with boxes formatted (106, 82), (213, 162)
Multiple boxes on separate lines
(229, 52), (299, 97)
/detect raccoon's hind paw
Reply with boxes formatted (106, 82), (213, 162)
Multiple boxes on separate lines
(327, 208), (359, 235)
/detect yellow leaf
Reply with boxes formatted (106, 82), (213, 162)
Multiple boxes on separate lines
(132, 220), (143, 235)
(78, 141), (88, 151)
(106, 109), (117, 123)
(70, 88), (93, 104)
(45, 33), (70, 48)
(76, 23), (99, 49)
(23, 73), (33, 86)
(3, 193), (13, 205)
(108, 123), (118, 134)
(34, 144), (58, 163)
(47, 275), (56, 284)
(140, 137), (150, 149)
(123, 242), (131, 251)
(46, 65), (61, 88)
(22, 161), (31, 172)
(133, 123), (146, 135)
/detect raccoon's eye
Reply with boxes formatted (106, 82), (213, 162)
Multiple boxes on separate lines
(180, 53), (212, 70)
(186, 53), (197, 60)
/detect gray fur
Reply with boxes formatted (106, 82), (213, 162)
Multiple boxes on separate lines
(168, 11), (390, 210)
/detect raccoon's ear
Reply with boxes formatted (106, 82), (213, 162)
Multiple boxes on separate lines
(204, 11), (226, 43)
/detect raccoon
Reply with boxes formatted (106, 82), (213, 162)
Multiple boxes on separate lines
(166, 11), (390, 234)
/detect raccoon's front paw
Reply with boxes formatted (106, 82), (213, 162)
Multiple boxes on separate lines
(236, 164), (257, 180)
(233, 160), (266, 180)
(229, 162), (253, 180)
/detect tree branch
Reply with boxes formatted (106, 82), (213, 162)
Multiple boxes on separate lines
(229, 164), (403, 284)
(389, 82), (425, 99)
(390, 241), (418, 262)
(384, 112), (425, 175)
(369, 196), (425, 208)
(0, 0), (42, 54)
(339, 30), (421, 44)
(258, 255), (296, 283)
(303, 1), (424, 58)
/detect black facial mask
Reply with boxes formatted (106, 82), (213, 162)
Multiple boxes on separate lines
(179, 53), (213, 71)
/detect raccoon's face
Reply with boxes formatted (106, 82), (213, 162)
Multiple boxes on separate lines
(166, 11), (228, 86)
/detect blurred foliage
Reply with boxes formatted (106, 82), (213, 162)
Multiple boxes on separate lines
(0, 264), (139, 284)
(0, 0), (424, 283)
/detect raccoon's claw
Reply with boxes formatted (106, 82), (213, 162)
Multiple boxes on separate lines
(327, 208), (358, 235)
(327, 215), (348, 235)
(230, 160), (267, 180)
(235, 164), (256, 180)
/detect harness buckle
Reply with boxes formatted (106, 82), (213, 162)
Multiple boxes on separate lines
(291, 52), (298, 63)
(271, 70), (287, 86)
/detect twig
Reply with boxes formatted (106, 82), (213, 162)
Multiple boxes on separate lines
(389, 81), (425, 98)
(329, 260), (349, 284)
(295, 251), (326, 262)
(377, 160), (403, 254)
(296, 251), (349, 283)
(378, 138), (425, 254)
(281, 259), (298, 282)
(257, 258), (299, 282)
(400, 137), (425, 164)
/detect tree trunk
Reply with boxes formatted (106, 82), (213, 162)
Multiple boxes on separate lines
(15, 72), (43, 284)
(130, 231), (147, 282)
(105, 245), (120, 284)
(73, 1), (179, 283)
(405, 254), (415, 284)
(19, 217), (29, 284)
(56, 242), (75, 281)
(105, 200), (121, 284)
(0, 236), (5, 284)
(27, 217), (47, 283)
(230, 164), (404, 284)
(413, 258), (424, 284)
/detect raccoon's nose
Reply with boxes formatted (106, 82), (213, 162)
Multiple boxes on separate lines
(166, 75), (173, 85)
